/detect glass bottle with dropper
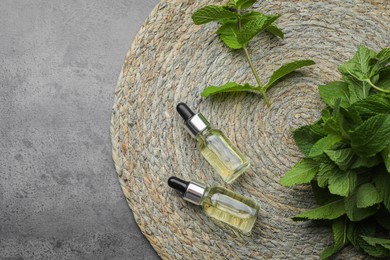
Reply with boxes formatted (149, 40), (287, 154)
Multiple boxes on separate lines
(176, 103), (250, 184)
(168, 176), (259, 234)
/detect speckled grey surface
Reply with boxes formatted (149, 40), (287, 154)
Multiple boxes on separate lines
(0, 0), (159, 259)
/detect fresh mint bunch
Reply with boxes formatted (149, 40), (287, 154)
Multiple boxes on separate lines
(280, 45), (390, 259)
(192, 0), (315, 107)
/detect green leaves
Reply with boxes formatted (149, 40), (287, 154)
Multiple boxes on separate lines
(263, 60), (315, 91)
(216, 21), (242, 49)
(362, 236), (390, 250)
(280, 46), (390, 259)
(338, 46), (390, 94)
(201, 82), (258, 97)
(280, 159), (319, 186)
(382, 145), (390, 172)
(234, 0), (257, 10)
(320, 217), (348, 259)
(350, 155), (381, 169)
(317, 163), (335, 188)
(373, 172), (390, 212)
(377, 67), (390, 90)
(328, 170), (357, 197)
(349, 94), (390, 117)
(200, 58), (314, 101)
(237, 14), (280, 45)
(338, 45), (378, 84)
(265, 23), (284, 39)
(292, 199), (345, 221)
(308, 134), (341, 157)
(192, 6), (237, 25)
(346, 221), (390, 258)
(293, 123), (326, 156)
(193, 3), (315, 107)
(193, 7), (283, 50)
(350, 114), (390, 157)
(356, 183), (382, 208)
(325, 148), (355, 170)
(319, 81), (351, 108)
(377, 47), (390, 66)
(344, 190), (378, 221)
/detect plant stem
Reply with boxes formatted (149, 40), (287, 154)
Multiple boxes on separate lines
(243, 47), (270, 106)
(366, 79), (390, 94)
(261, 89), (270, 107)
(243, 47), (262, 87)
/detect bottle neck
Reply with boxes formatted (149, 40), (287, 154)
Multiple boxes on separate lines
(184, 113), (210, 138)
(194, 126), (211, 140)
(183, 181), (207, 206)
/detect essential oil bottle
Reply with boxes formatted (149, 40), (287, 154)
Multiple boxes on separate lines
(168, 176), (259, 234)
(176, 103), (250, 184)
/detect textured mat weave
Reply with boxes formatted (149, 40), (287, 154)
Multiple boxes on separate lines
(111, 0), (389, 258)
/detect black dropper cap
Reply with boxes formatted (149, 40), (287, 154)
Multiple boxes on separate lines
(176, 103), (195, 121)
(168, 176), (189, 195)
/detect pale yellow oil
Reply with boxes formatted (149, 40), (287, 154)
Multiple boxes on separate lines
(202, 186), (259, 234)
(197, 129), (250, 184)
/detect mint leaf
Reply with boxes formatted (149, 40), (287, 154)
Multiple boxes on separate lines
(279, 159), (319, 186)
(322, 101), (348, 137)
(359, 236), (390, 258)
(381, 145), (390, 173)
(349, 94), (390, 117)
(192, 5), (238, 25)
(216, 21), (242, 49)
(318, 81), (351, 108)
(338, 45), (378, 82)
(263, 60), (315, 91)
(373, 172), (390, 212)
(332, 98), (343, 122)
(292, 199), (345, 221)
(346, 221), (390, 258)
(235, 0), (257, 10)
(347, 220), (376, 249)
(380, 65), (390, 75)
(309, 134), (342, 158)
(293, 122), (326, 156)
(241, 11), (283, 40)
(345, 191), (378, 221)
(201, 82), (258, 97)
(338, 45), (379, 101)
(356, 183), (382, 208)
(317, 163), (336, 188)
(237, 14), (279, 45)
(362, 236), (390, 250)
(377, 47), (390, 67)
(323, 117), (340, 136)
(345, 76), (371, 103)
(328, 170), (357, 197)
(347, 109), (363, 126)
(350, 114), (390, 157)
(350, 155), (381, 169)
(325, 148), (355, 171)
(265, 23), (284, 39)
(378, 67), (390, 90)
(320, 217), (348, 259)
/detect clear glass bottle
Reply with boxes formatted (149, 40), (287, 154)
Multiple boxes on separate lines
(168, 176), (259, 234)
(177, 103), (250, 184)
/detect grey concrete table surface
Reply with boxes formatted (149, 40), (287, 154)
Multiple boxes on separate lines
(0, 0), (160, 259)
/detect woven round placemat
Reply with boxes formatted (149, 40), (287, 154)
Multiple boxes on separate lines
(111, 0), (389, 259)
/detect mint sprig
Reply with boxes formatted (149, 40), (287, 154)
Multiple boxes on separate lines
(280, 45), (390, 259)
(192, 1), (315, 107)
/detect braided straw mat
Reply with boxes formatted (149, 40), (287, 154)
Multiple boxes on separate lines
(111, 0), (389, 259)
